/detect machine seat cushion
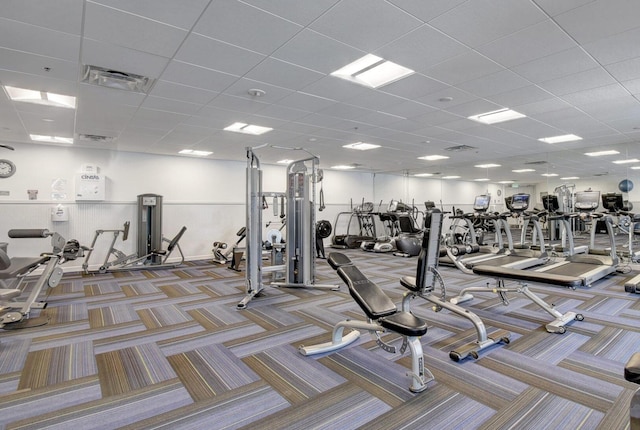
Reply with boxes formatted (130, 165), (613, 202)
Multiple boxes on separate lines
(0, 257), (48, 279)
(380, 312), (428, 337)
(336, 265), (397, 320)
(472, 265), (583, 288)
(327, 252), (353, 270)
(400, 276), (420, 292)
(625, 352), (640, 384)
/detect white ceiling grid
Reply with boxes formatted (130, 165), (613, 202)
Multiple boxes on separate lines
(0, 0), (638, 183)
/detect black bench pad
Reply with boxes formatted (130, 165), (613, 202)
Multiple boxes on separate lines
(0, 257), (48, 279)
(472, 264), (584, 288)
(625, 352), (640, 384)
(380, 312), (428, 337)
(328, 252), (353, 270)
(336, 265), (396, 320)
(400, 276), (420, 292)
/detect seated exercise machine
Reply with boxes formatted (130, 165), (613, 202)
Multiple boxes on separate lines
(1, 229), (86, 329)
(399, 209), (510, 361)
(212, 227), (246, 265)
(625, 352), (640, 429)
(238, 146), (337, 309)
(299, 252), (434, 393)
(82, 194), (187, 273)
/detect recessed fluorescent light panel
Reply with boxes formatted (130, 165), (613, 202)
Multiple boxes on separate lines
(414, 173), (434, 177)
(475, 163), (501, 168)
(538, 134), (582, 144)
(342, 142), (380, 150)
(468, 108), (525, 124)
(277, 159), (294, 164)
(612, 158), (640, 164)
(4, 85), (76, 109)
(331, 165), (356, 170)
(498, 181), (514, 184)
(179, 149), (212, 156)
(82, 65), (155, 93)
(418, 155), (449, 161)
(474, 178), (490, 182)
(442, 175), (461, 179)
(331, 54), (414, 88)
(512, 169), (535, 173)
(224, 122), (273, 135)
(541, 173), (559, 177)
(561, 176), (580, 180)
(30, 134), (73, 144)
(631, 166), (640, 170)
(585, 150), (620, 157)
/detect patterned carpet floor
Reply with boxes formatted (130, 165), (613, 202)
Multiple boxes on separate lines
(0, 242), (639, 429)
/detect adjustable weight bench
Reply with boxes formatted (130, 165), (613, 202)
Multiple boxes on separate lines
(451, 264), (584, 334)
(299, 252), (434, 393)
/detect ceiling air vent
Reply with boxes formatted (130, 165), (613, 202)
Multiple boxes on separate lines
(82, 65), (155, 94)
(444, 144), (476, 152)
(593, 172), (609, 177)
(78, 134), (115, 143)
(524, 160), (547, 165)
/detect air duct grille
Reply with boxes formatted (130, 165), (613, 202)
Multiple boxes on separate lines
(82, 65), (155, 94)
(444, 144), (476, 152)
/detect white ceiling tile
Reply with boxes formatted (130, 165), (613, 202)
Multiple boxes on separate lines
(579, 98), (640, 122)
(0, 70), (77, 96)
(81, 39), (170, 79)
(174, 34), (265, 76)
(513, 98), (573, 116)
(0, 18), (80, 62)
(316, 103), (370, 121)
(444, 99), (503, 118)
(605, 57), (640, 82)
(90, 0), (209, 29)
(141, 96), (203, 116)
(512, 47), (599, 83)
(342, 90), (405, 111)
(477, 20), (576, 68)
(0, 0), (83, 34)
(194, 0), (302, 55)
(539, 68), (616, 96)
(488, 85), (554, 107)
(221, 78), (295, 104)
(374, 25), (469, 73)
(161, 61), (239, 92)
(272, 29), (364, 74)
(561, 83), (631, 106)
(278, 92), (336, 112)
(424, 51), (504, 85)
(310, 0), (422, 52)
(129, 108), (190, 131)
(380, 74), (449, 100)
(301, 76), (371, 102)
(206, 94), (270, 115)
(411, 110), (463, 126)
(380, 101), (437, 120)
(457, 70), (530, 98)
(150, 80), (218, 105)
(245, 58), (324, 91)
(622, 78), (640, 95)
(254, 104), (310, 122)
(84, 2), (187, 58)
(532, 0), (597, 17)
(583, 27), (640, 65)
(554, 0), (640, 44)
(0, 48), (77, 82)
(386, 0), (467, 22)
(355, 111), (406, 127)
(429, 0), (546, 47)
(240, 0), (339, 26)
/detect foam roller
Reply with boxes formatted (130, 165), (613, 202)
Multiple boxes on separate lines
(8, 229), (50, 238)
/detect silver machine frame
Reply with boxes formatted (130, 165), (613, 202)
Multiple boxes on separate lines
(237, 147), (338, 309)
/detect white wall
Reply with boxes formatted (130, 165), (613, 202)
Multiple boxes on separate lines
(2, 141), (637, 271)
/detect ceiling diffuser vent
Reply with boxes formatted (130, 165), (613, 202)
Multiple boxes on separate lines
(444, 144), (476, 152)
(81, 65), (155, 94)
(593, 172), (609, 177)
(78, 133), (114, 143)
(524, 160), (547, 165)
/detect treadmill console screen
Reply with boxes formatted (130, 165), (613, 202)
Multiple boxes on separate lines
(507, 193), (530, 211)
(542, 195), (559, 212)
(473, 195), (491, 212)
(574, 191), (600, 211)
(601, 193), (624, 211)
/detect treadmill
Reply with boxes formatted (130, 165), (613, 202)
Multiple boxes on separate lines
(459, 193), (549, 272)
(530, 190), (619, 287)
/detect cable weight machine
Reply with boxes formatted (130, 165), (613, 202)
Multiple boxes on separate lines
(238, 146), (338, 309)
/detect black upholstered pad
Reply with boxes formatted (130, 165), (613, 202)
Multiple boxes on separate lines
(625, 352), (640, 384)
(337, 265), (396, 320)
(399, 276), (420, 292)
(472, 264), (583, 288)
(0, 256), (48, 279)
(327, 252), (353, 270)
(380, 312), (428, 337)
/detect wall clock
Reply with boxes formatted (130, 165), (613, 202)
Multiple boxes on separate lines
(0, 159), (16, 178)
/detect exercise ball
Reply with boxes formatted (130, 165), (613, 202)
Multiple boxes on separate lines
(619, 179), (634, 193)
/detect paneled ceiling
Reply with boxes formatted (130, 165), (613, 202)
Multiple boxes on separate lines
(1, 0), (640, 184)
